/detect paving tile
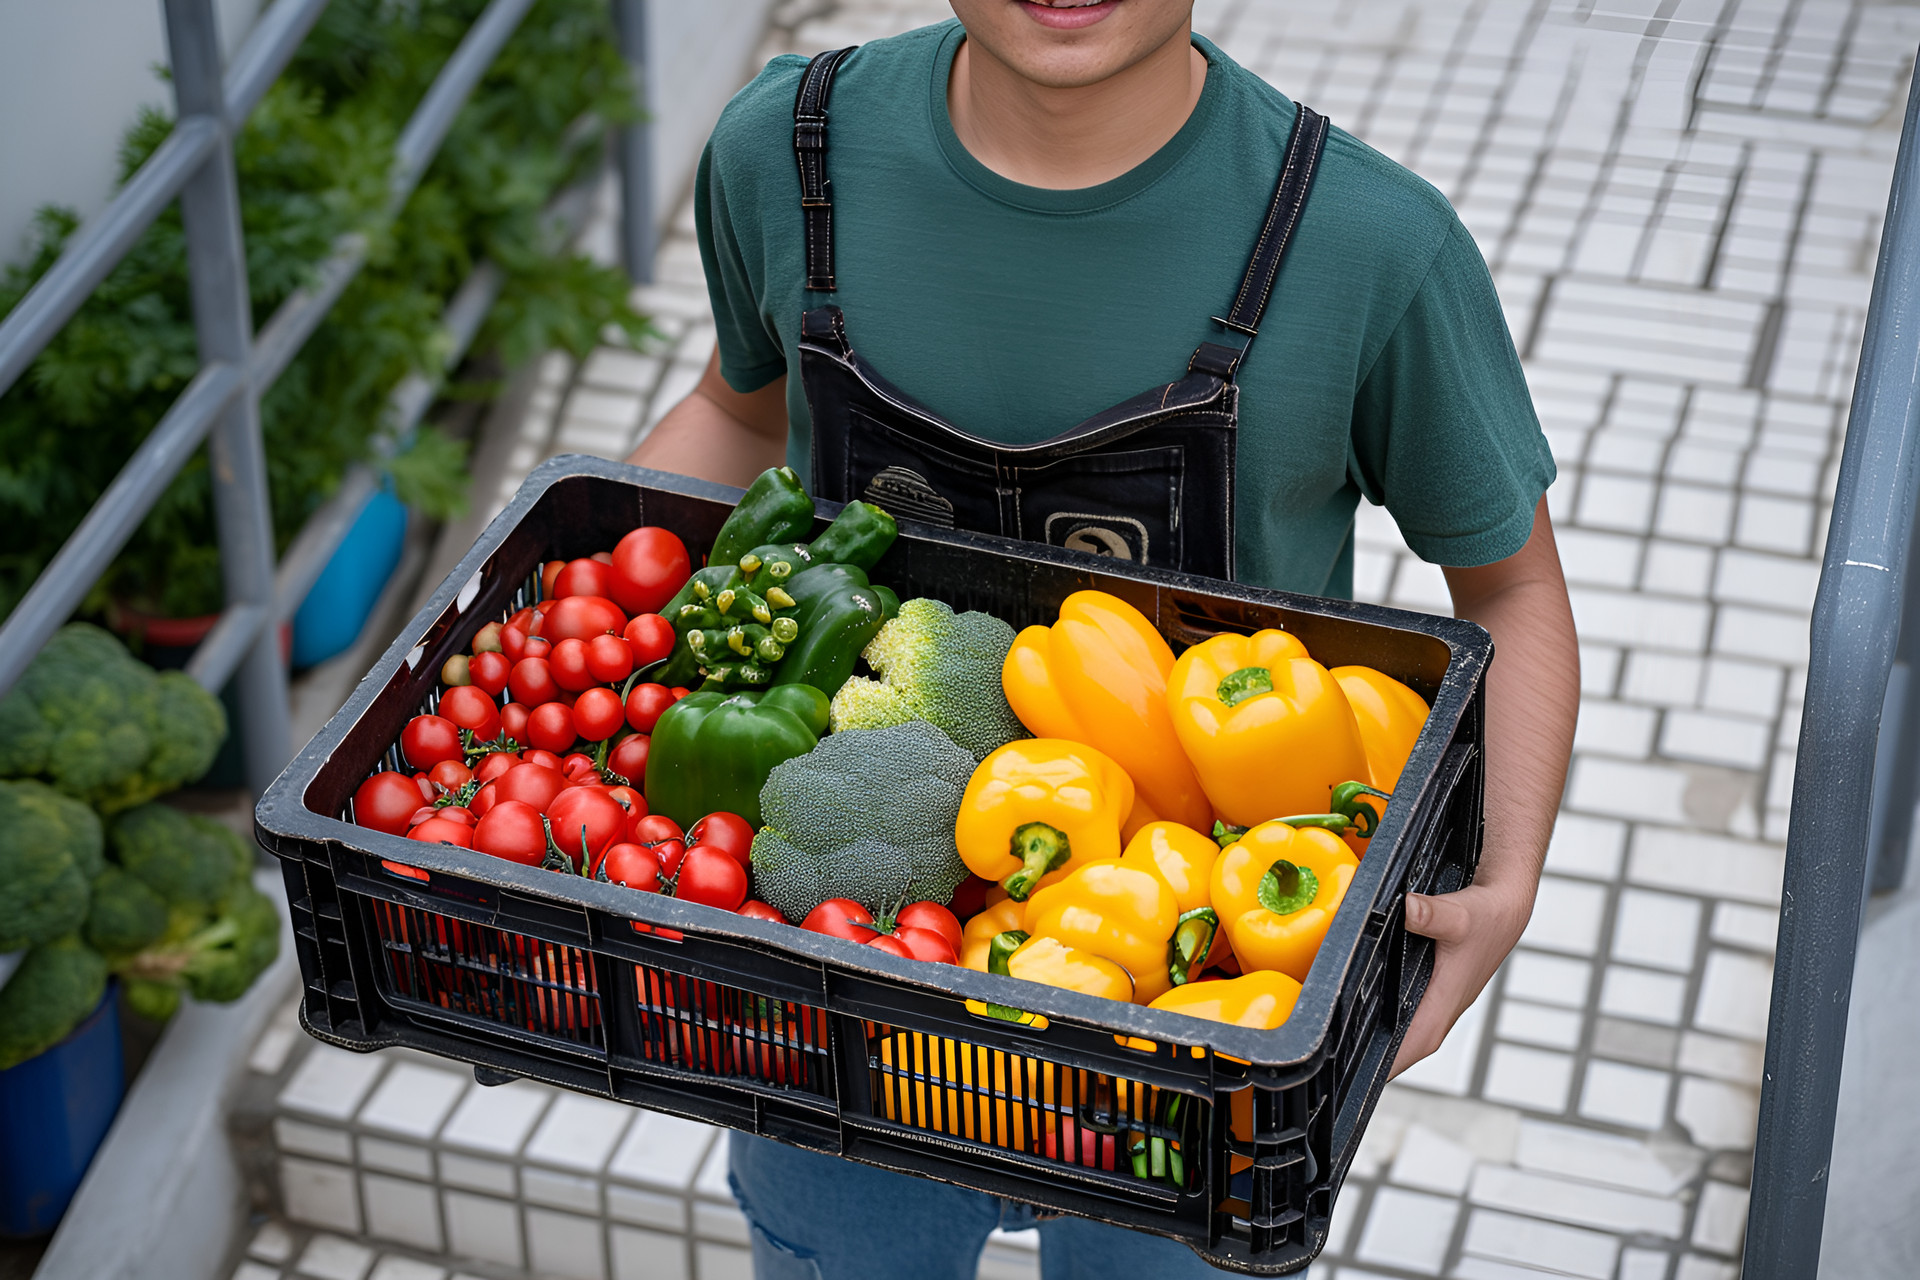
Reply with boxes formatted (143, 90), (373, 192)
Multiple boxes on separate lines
(1556, 527), (1644, 585)
(1691, 1182), (1750, 1254)
(1698, 657), (1784, 719)
(524, 1166), (601, 1214)
(1461, 1208), (1621, 1279)
(693, 1242), (753, 1280)
(1591, 1017), (1680, 1070)
(1566, 758), (1689, 825)
(441, 1190), (522, 1269)
(233, 1263), (282, 1280)
(1618, 1248), (1674, 1280)
(1543, 814), (1627, 880)
(1709, 901), (1779, 952)
(1388, 1123), (1476, 1195)
(694, 1127), (733, 1200)
(1354, 1186), (1460, 1272)
(1694, 949), (1774, 1040)
(1611, 889), (1702, 972)
(1567, 587), (1711, 652)
(1572, 698), (1657, 758)
(525, 1095), (635, 1173)
(1579, 1059), (1673, 1129)
(437, 1152), (515, 1197)
(279, 1047), (387, 1122)
(1578, 643), (1621, 696)
(294, 1234), (374, 1280)
(1516, 1117), (1698, 1196)
(282, 1157), (361, 1234)
(1503, 951), (1592, 1008)
(368, 1260), (445, 1280)
(1519, 875), (1610, 957)
(1483, 1043), (1575, 1112)
(526, 1207), (607, 1280)
(1674, 1255), (1738, 1280)
(607, 1112), (715, 1192)
(362, 1172), (443, 1253)
(1653, 484), (1734, 544)
(611, 1226), (689, 1280)
(1711, 604), (1810, 665)
(277, 1118), (353, 1163)
(1599, 965), (1688, 1025)
(1497, 998), (1584, 1050)
(1627, 828), (1784, 906)
(359, 1136), (432, 1180)
(607, 1183), (686, 1233)
(438, 1080), (553, 1157)
(1395, 986), (1490, 1096)
(692, 1201), (750, 1245)
(1467, 1163), (1685, 1236)
(1640, 541), (1715, 596)
(1712, 549), (1821, 612)
(249, 1221), (297, 1263)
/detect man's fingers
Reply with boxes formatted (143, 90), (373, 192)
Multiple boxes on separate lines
(1404, 889), (1478, 942)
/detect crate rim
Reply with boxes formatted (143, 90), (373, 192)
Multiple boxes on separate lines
(256, 454), (1490, 1074)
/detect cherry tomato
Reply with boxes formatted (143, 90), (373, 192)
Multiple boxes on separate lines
(671, 686), (691, 700)
(572, 687), (624, 742)
(500, 624), (529, 663)
(492, 762), (568, 812)
(675, 845), (748, 911)
(547, 787), (629, 868)
(643, 837), (687, 878)
(470, 781), (499, 817)
(507, 605), (536, 631)
(409, 816), (474, 847)
(472, 800), (548, 865)
(428, 759), (474, 795)
(500, 702), (531, 747)
(522, 749), (565, 772)
(401, 715), (465, 769)
(598, 842), (663, 892)
(607, 734), (649, 784)
(439, 685), (501, 741)
(541, 560), (565, 597)
(605, 785), (646, 817)
(865, 934), (912, 960)
(527, 701), (577, 754)
(631, 814), (683, 845)
(562, 752), (598, 778)
(624, 614), (675, 668)
(625, 682), (675, 734)
(949, 875), (993, 922)
(408, 806), (440, 828)
(523, 635), (552, 660)
(586, 633), (633, 684)
(737, 900), (785, 922)
(509, 658), (559, 706)
(801, 899), (875, 942)
(889, 926), (958, 965)
(543, 595), (626, 642)
(434, 806), (475, 827)
(687, 812), (754, 871)
(1043, 1116), (1119, 1171)
(441, 654), (471, 687)
(609, 527), (692, 616)
(354, 771), (428, 835)
(473, 621), (504, 654)
(474, 752), (519, 784)
(469, 650), (511, 698)
(553, 557), (615, 600)
(895, 902), (963, 956)
(412, 774), (436, 802)
(549, 638), (596, 692)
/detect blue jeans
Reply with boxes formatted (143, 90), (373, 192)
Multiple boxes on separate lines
(726, 1131), (1228, 1279)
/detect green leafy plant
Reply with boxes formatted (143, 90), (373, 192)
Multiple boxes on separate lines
(0, 0), (649, 621)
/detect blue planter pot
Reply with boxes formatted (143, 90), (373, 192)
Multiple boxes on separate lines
(291, 485), (409, 669)
(0, 985), (124, 1237)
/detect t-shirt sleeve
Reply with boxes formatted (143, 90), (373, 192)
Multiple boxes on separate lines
(1349, 220), (1556, 568)
(694, 60), (804, 394)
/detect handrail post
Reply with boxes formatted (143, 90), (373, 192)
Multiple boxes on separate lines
(613, 0), (654, 284)
(165, 0), (293, 797)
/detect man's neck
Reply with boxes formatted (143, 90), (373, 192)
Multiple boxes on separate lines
(947, 33), (1206, 190)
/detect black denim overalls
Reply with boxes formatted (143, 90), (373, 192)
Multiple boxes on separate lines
(790, 47), (1327, 581)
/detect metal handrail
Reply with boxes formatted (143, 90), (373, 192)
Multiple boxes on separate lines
(1743, 54), (1920, 1278)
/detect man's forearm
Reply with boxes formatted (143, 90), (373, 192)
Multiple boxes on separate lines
(627, 357), (788, 487)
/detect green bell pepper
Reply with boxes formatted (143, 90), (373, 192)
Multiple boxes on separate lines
(709, 466), (815, 568)
(806, 500), (897, 571)
(642, 683), (830, 828)
(772, 563), (900, 697)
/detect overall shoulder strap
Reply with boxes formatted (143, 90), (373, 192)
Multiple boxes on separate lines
(793, 46), (858, 293)
(1189, 104), (1331, 379)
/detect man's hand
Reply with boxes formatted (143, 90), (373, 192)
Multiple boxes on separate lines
(626, 349), (788, 486)
(1394, 497), (1578, 1074)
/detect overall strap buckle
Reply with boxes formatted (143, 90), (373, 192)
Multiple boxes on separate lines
(792, 48), (858, 292)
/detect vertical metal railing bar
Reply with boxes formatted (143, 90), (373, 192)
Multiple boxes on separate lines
(0, 364), (244, 695)
(167, 0), (296, 798)
(0, 120), (220, 400)
(613, 0), (654, 285)
(1743, 54), (1920, 1280)
(222, 0), (335, 128)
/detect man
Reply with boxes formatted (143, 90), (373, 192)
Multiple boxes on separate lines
(629, 1), (1579, 1274)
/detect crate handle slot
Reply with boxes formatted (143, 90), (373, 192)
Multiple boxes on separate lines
(963, 997), (1050, 1031)
(630, 921), (686, 942)
(381, 860), (430, 883)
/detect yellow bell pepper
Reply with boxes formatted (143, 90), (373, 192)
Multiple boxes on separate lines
(1166, 629), (1370, 828)
(1148, 969), (1302, 1029)
(955, 739), (1134, 900)
(959, 897), (1026, 972)
(873, 1028), (1050, 1148)
(1023, 861), (1181, 1004)
(991, 931), (1136, 1004)
(1119, 821), (1232, 979)
(1209, 819), (1359, 982)
(1002, 591), (1211, 836)
(1331, 665), (1428, 791)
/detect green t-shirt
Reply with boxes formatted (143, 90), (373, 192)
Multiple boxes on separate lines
(695, 21), (1554, 598)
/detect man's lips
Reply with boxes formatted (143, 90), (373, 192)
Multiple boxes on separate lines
(1017, 0), (1120, 31)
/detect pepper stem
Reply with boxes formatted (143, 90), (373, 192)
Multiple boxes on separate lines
(1256, 859), (1320, 916)
(1167, 908), (1219, 986)
(1002, 823), (1071, 901)
(1278, 813), (1353, 833)
(1215, 665), (1274, 707)
(1211, 819), (1248, 849)
(1330, 780), (1393, 838)
(987, 930), (1029, 978)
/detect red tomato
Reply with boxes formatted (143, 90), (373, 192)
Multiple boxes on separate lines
(435, 806), (475, 827)
(607, 734), (649, 784)
(523, 635), (552, 660)
(549, 638), (596, 692)
(802, 899), (875, 942)
(586, 633), (633, 684)
(509, 658), (559, 706)
(609, 527), (692, 616)
(562, 752), (597, 777)
(895, 902), (963, 955)
(687, 812), (754, 871)
(472, 800), (548, 865)
(624, 682), (675, 733)
(428, 759), (473, 795)
(645, 837), (687, 879)
(469, 650), (511, 698)
(473, 621), (504, 654)
(401, 715), (465, 769)
(500, 624), (529, 663)
(631, 813), (683, 844)
(506, 606), (536, 634)
(474, 752), (519, 784)
(675, 845), (748, 911)
(547, 787), (629, 868)
(543, 596), (627, 642)
(738, 900), (784, 922)
(949, 875), (993, 921)
(1043, 1116), (1119, 1171)
(624, 614), (675, 668)
(890, 926), (957, 965)
(409, 816), (474, 847)
(527, 702), (577, 754)
(605, 785), (646, 817)
(470, 781), (498, 817)
(593, 551), (613, 564)
(522, 749), (565, 772)
(541, 560), (565, 597)
(598, 842), (663, 892)
(671, 686), (691, 700)
(409, 806), (440, 828)
(553, 557), (615, 600)
(439, 686), (501, 741)
(412, 774), (436, 802)
(500, 702), (530, 747)
(573, 687), (626, 742)
(354, 771), (427, 835)
(865, 934), (912, 959)
(493, 763), (568, 812)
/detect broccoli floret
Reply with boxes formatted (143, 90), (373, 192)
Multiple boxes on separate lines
(110, 804), (241, 911)
(117, 884), (280, 1017)
(827, 599), (1028, 761)
(0, 935), (108, 1069)
(750, 720), (976, 922)
(85, 865), (171, 960)
(0, 779), (103, 951)
(0, 623), (225, 812)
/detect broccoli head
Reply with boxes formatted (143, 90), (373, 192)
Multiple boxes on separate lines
(828, 598), (1028, 761)
(110, 804), (244, 911)
(85, 865), (171, 960)
(117, 883), (280, 1017)
(0, 935), (109, 1069)
(0, 779), (104, 951)
(750, 720), (976, 923)
(0, 623), (225, 812)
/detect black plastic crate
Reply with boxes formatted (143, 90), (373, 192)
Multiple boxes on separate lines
(255, 455), (1488, 1274)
